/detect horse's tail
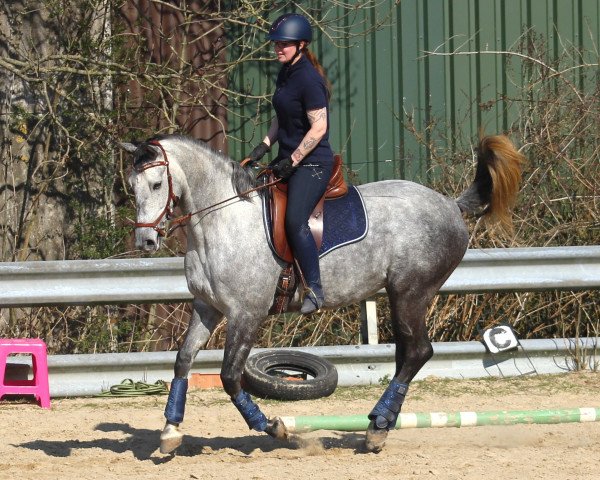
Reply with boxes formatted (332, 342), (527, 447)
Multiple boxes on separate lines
(456, 135), (525, 234)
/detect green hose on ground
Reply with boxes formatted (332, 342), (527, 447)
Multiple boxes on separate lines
(96, 379), (168, 397)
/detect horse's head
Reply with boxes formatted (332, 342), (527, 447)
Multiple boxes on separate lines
(121, 140), (180, 252)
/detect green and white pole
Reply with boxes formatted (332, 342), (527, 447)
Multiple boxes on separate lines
(280, 407), (600, 433)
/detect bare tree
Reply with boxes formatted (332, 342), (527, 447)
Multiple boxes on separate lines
(0, 0), (391, 262)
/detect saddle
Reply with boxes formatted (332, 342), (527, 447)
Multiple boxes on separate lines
(270, 154), (348, 264)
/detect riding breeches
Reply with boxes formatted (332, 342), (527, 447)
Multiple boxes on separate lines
(285, 162), (333, 290)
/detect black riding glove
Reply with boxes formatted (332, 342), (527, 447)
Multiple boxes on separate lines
(271, 157), (296, 180)
(246, 142), (270, 166)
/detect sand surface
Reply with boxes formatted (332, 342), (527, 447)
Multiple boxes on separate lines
(2, 371), (600, 480)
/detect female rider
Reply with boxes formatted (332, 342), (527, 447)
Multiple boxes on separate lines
(248, 13), (334, 315)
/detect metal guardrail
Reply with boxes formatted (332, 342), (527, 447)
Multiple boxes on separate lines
(1, 246), (599, 308)
(359, 245), (600, 344)
(0, 257), (191, 307)
(1, 248), (598, 398)
(5, 338), (599, 397)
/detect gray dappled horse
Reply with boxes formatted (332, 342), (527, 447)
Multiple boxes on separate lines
(122, 133), (523, 453)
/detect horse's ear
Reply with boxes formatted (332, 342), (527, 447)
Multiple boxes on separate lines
(119, 142), (138, 154)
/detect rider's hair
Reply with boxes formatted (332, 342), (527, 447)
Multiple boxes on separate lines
(303, 47), (332, 100)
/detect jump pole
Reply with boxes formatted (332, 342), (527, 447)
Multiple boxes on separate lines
(280, 407), (600, 433)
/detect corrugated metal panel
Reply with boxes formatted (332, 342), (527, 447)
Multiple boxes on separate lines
(227, 0), (600, 183)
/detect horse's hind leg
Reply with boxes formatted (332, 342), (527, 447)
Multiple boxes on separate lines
(365, 287), (435, 453)
(160, 299), (223, 454)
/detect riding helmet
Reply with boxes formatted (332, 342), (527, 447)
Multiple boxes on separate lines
(268, 13), (313, 43)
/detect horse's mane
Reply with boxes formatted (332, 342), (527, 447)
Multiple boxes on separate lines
(151, 134), (258, 198)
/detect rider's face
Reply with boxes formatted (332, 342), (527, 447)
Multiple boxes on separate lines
(273, 40), (304, 63)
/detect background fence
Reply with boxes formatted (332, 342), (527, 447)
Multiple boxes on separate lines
(2, 246), (599, 345)
(3, 245), (599, 396)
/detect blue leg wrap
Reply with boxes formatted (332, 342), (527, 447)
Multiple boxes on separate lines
(368, 378), (409, 430)
(164, 377), (188, 424)
(232, 390), (268, 432)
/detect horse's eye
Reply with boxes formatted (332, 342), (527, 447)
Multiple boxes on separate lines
(152, 182), (162, 191)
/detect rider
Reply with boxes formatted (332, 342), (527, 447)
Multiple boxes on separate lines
(247, 13), (334, 315)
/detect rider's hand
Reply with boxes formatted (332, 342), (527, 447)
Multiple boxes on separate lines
(246, 142), (270, 166)
(271, 157), (296, 180)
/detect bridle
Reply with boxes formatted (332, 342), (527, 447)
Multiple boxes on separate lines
(132, 140), (180, 237)
(132, 140), (279, 238)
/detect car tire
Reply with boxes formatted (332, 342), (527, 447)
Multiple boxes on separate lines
(243, 350), (338, 401)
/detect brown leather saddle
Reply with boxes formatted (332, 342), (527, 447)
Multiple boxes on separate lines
(269, 154), (348, 263)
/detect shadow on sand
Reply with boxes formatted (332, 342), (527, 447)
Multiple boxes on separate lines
(14, 422), (369, 464)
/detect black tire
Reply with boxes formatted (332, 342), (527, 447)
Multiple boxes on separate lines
(243, 350), (338, 401)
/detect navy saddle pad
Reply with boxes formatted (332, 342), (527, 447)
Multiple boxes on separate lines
(262, 184), (369, 260)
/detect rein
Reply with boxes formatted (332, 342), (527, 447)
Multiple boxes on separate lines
(133, 140), (278, 238)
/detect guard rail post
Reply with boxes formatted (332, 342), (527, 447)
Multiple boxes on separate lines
(360, 299), (379, 345)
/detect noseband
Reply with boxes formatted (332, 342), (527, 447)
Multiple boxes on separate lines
(132, 140), (180, 237)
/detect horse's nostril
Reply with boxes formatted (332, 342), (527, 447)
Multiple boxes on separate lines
(145, 239), (156, 249)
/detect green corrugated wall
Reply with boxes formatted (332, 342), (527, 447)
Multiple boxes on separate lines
(228, 0), (600, 183)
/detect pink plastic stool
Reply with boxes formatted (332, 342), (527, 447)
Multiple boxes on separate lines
(0, 338), (51, 409)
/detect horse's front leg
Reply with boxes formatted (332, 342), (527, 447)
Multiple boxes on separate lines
(160, 299), (223, 454)
(220, 313), (288, 440)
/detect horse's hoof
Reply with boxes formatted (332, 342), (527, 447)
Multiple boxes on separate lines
(265, 416), (289, 440)
(365, 420), (388, 453)
(160, 422), (183, 454)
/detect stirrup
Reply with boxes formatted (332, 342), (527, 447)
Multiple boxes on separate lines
(300, 290), (324, 315)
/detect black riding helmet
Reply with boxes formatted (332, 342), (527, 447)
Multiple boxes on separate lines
(268, 13), (313, 43)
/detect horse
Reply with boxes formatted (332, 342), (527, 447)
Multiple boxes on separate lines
(121, 133), (523, 454)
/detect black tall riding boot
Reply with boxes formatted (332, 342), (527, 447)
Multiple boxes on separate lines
(290, 226), (324, 315)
